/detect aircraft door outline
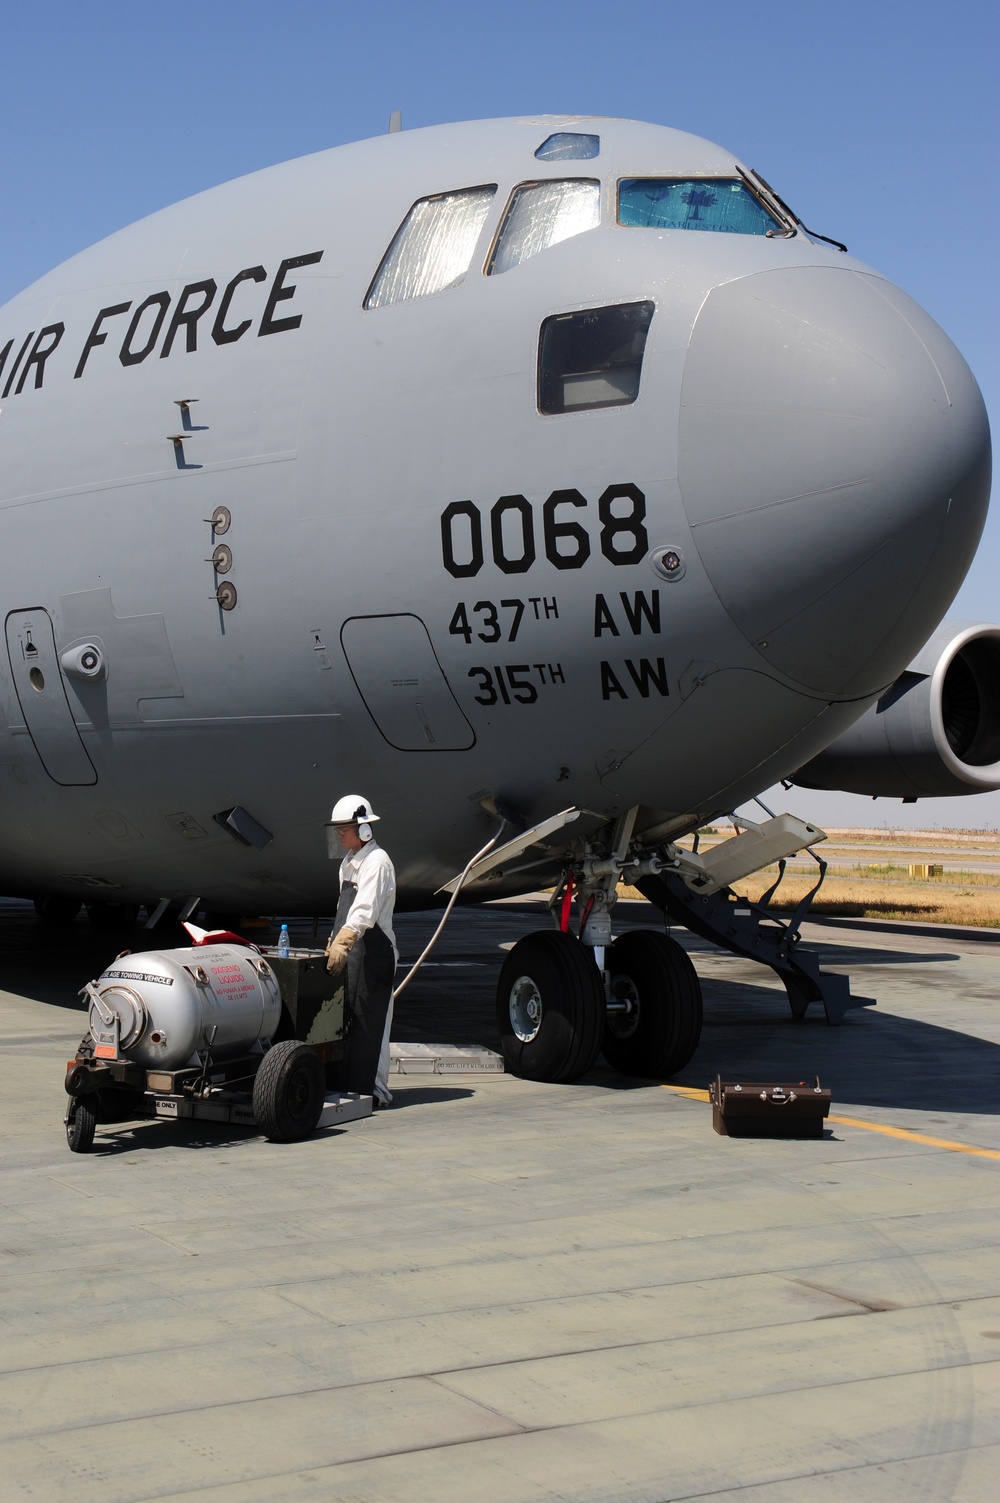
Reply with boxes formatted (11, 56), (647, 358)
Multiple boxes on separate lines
(340, 613), (475, 751)
(5, 609), (98, 785)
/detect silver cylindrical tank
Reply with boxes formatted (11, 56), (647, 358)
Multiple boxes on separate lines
(87, 945), (283, 1070)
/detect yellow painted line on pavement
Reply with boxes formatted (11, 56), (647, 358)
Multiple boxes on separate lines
(826, 1112), (1000, 1161)
(659, 1083), (1000, 1161)
(660, 1084), (710, 1102)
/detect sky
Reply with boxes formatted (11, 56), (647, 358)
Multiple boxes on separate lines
(2, 0), (997, 830)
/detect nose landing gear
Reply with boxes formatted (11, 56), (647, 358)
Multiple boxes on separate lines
(488, 802), (871, 1085)
(495, 816), (705, 1085)
(496, 924), (704, 1085)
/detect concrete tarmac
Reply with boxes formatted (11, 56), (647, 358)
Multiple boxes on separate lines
(1, 898), (998, 1501)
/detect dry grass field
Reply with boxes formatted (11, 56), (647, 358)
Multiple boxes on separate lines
(821, 826), (1000, 848)
(729, 867), (1000, 927)
(619, 826), (1000, 928)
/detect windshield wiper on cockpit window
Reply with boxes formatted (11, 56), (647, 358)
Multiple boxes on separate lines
(736, 168), (796, 239)
(741, 167), (848, 253)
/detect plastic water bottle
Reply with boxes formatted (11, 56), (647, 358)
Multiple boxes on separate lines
(277, 922), (291, 958)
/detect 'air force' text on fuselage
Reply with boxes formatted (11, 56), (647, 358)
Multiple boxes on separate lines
(0, 252), (323, 397)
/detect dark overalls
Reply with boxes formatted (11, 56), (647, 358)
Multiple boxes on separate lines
(334, 879), (395, 1097)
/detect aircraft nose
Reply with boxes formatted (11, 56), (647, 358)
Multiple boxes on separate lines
(678, 265), (991, 696)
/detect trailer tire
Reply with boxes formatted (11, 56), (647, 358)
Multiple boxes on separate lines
(253, 1040), (325, 1142)
(66, 1098), (97, 1153)
(603, 930), (702, 1078)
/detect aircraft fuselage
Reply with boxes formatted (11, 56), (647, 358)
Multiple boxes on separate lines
(0, 117), (990, 911)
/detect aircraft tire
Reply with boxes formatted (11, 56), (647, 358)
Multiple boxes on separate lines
(66, 1098), (97, 1154)
(497, 931), (605, 1083)
(252, 1040), (325, 1142)
(603, 930), (703, 1078)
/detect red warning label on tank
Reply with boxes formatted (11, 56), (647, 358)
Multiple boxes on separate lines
(208, 962), (257, 1000)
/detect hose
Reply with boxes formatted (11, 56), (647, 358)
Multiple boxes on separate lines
(392, 824), (505, 999)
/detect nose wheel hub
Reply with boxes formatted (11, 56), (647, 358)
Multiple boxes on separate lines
(509, 976), (544, 1042)
(606, 974), (641, 1040)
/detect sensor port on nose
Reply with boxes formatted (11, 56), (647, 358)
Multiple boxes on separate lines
(59, 642), (107, 681)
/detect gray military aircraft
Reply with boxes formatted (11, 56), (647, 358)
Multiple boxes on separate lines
(0, 115), (994, 1083)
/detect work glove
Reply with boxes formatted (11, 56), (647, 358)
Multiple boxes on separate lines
(325, 926), (359, 974)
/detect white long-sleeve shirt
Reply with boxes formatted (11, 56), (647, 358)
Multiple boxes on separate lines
(338, 839), (397, 962)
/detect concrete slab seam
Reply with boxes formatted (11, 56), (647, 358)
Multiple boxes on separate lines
(658, 1438), (1000, 1503)
(12, 1349), (996, 1458)
(110, 1436), (1000, 1503)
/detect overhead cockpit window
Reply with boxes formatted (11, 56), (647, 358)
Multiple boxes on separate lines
(488, 180), (600, 276)
(538, 302), (654, 414)
(365, 185), (497, 308)
(534, 132), (600, 161)
(618, 178), (782, 235)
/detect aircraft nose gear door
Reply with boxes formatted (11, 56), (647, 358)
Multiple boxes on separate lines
(5, 610), (97, 785)
(340, 613), (475, 751)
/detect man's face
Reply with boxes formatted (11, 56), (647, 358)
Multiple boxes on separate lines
(335, 823), (364, 854)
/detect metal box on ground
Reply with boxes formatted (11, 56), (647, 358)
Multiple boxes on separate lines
(389, 1042), (505, 1075)
(318, 1092), (372, 1127)
(148, 1089), (371, 1128)
(709, 1075), (831, 1138)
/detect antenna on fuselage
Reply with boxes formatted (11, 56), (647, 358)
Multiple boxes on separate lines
(387, 110), (402, 133)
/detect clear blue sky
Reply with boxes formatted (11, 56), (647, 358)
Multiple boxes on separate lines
(2, 1), (997, 828)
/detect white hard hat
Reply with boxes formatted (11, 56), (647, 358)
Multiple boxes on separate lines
(327, 795), (380, 826)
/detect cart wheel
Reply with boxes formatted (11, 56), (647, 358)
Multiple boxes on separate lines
(252, 1040), (325, 1142)
(66, 1098), (97, 1153)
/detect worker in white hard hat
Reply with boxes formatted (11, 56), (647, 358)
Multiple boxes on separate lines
(324, 795), (396, 1108)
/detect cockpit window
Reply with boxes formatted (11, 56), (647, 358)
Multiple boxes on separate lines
(488, 180), (600, 276)
(365, 185), (497, 308)
(618, 178), (782, 236)
(538, 302), (654, 414)
(534, 132), (600, 161)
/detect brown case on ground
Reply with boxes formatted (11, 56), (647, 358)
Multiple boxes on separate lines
(709, 1075), (831, 1138)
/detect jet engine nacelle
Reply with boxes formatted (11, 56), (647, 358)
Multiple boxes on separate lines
(792, 622), (1000, 799)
